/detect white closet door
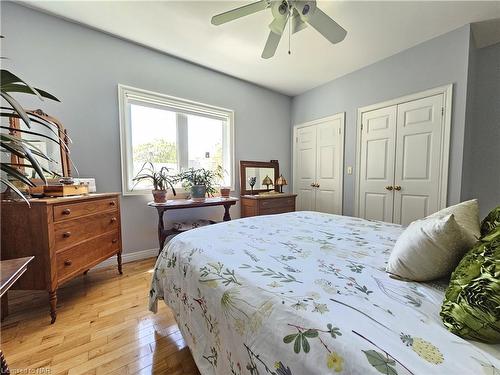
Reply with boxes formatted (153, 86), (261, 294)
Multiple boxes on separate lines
(359, 106), (397, 222)
(295, 125), (317, 211)
(315, 118), (343, 214)
(393, 94), (444, 225)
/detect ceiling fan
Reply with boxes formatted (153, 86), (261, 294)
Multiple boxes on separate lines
(211, 0), (347, 59)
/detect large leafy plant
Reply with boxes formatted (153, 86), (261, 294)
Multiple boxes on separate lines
(1, 36), (62, 204)
(132, 162), (177, 194)
(178, 165), (224, 197)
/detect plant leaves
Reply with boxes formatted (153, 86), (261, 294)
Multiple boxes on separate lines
(0, 91), (31, 127)
(0, 83), (59, 101)
(363, 350), (398, 375)
(293, 334), (302, 354)
(0, 164), (35, 187)
(301, 335), (310, 353)
(0, 126), (61, 145)
(0, 177), (30, 206)
(283, 333), (298, 344)
(303, 329), (319, 338)
(0, 69), (43, 101)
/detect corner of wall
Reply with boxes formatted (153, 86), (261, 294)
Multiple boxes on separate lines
(460, 25), (477, 201)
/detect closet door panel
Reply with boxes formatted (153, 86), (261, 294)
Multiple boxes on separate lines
(359, 106), (397, 222)
(393, 94), (444, 225)
(316, 119), (342, 214)
(296, 126), (317, 211)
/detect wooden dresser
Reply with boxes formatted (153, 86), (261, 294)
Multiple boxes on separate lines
(0, 193), (122, 323)
(240, 193), (297, 218)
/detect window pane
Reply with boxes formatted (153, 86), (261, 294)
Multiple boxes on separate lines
(186, 114), (229, 185)
(130, 104), (177, 189)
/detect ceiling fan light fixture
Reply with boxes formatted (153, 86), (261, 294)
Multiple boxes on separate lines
(211, 0), (347, 59)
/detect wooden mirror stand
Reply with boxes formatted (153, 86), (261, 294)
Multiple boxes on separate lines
(9, 109), (72, 178)
(239, 160), (280, 195)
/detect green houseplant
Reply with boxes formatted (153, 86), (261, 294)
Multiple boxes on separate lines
(1, 36), (62, 204)
(178, 166), (224, 201)
(132, 162), (177, 203)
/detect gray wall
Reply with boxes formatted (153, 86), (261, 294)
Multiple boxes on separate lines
(291, 25), (471, 216)
(1, 3), (292, 254)
(462, 40), (500, 216)
(461, 32), (478, 203)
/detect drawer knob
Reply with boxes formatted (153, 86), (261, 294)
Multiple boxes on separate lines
(110, 217), (117, 223)
(63, 231), (71, 238)
(64, 259), (72, 266)
(112, 238), (118, 244)
(62, 208), (71, 215)
(109, 201), (116, 206)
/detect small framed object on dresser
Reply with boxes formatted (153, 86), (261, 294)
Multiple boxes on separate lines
(0, 193), (123, 323)
(239, 160), (297, 218)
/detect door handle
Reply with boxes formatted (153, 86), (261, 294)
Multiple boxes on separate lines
(394, 185), (402, 191)
(385, 186), (393, 191)
(315, 183), (320, 188)
(310, 183), (316, 187)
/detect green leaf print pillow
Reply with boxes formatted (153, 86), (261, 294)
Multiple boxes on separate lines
(480, 205), (500, 236)
(440, 227), (500, 343)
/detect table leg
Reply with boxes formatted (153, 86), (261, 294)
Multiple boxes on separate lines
(223, 203), (232, 221)
(1, 292), (8, 321)
(117, 251), (123, 275)
(0, 349), (10, 375)
(157, 208), (168, 255)
(49, 290), (57, 324)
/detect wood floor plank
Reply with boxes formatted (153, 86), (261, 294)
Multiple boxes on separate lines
(1, 258), (200, 375)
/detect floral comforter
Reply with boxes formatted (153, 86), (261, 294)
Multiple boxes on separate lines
(149, 212), (499, 375)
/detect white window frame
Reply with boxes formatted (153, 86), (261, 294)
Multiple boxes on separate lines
(118, 84), (235, 196)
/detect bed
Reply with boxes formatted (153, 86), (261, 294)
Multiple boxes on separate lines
(149, 211), (499, 374)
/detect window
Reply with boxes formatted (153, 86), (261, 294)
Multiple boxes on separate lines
(118, 85), (234, 194)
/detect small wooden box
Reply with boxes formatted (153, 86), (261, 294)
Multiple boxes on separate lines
(44, 184), (89, 197)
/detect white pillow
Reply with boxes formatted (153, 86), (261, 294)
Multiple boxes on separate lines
(386, 214), (476, 281)
(427, 199), (480, 241)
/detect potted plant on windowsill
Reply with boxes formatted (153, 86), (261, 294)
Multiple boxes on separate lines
(133, 162), (177, 203)
(178, 166), (224, 202)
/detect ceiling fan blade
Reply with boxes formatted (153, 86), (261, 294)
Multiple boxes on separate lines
(211, 0), (270, 26)
(269, 14), (289, 35)
(291, 8), (307, 34)
(307, 7), (347, 44)
(261, 31), (282, 59)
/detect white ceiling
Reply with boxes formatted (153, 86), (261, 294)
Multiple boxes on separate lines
(23, 1), (500, 96)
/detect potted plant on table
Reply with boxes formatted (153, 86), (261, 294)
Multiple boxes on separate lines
(133, 162), (177, 203)
(178, 166), (224, 202)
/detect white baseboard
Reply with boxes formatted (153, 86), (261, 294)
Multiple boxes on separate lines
(94, 248), (158, 269)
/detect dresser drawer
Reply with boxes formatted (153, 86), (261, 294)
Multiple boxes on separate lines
(259, 197), (295, 210)
(56, 230), (120, 282)
(54, 211), (119, 252)
(53, 197), (118, 222)
(259, 207), (295, 216)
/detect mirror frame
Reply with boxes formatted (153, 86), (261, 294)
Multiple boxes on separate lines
(240, 160), (279, 195)
(9, 109), (72, 178)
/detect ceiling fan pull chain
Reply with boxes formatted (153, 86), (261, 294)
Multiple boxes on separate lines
(288, 7), (292, 55)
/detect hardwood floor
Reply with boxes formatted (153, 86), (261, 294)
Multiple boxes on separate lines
(0, 258), (201, 375)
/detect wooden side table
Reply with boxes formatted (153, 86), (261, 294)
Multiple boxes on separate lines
(148, 197), (238, 253)
(1, 256), (34, 320)
(1, 256), (34, 375)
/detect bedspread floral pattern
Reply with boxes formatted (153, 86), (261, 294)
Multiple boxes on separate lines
(149, 212), (499, 375)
